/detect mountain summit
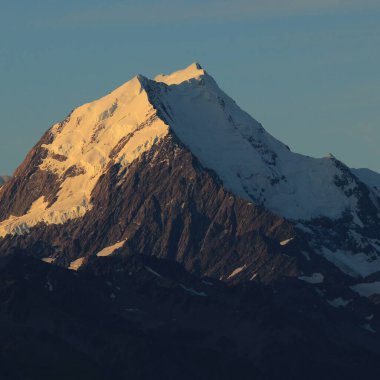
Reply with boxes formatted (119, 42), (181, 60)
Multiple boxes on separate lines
(1, 63), (380, 274)
(1, 63), (378, 231)
(1, 63), (379, 276)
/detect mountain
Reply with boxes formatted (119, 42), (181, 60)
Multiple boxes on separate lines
(0, 63), (379, 278)
(0, 63), (379, 379)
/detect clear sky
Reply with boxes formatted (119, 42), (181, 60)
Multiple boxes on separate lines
(1, 0), (379, 175)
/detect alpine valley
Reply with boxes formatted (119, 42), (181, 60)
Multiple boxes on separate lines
(0, 64), (379, 380)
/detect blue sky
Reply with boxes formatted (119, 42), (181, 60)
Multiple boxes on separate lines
(1, 0), (379, 174)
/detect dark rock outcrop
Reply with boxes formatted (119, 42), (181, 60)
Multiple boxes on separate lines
(0, 130), (61, 218)
(0, 253), (379, 380)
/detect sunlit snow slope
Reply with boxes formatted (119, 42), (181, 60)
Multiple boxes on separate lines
(0, 76), (169, 236)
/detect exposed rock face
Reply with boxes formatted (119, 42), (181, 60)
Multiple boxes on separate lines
(0, 130), (59, 219)
(0, 135), (299, 284)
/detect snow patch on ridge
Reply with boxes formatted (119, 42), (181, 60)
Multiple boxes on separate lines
(318, 247), (380, 278)
(327, 297), (351, 308)
(179, 284), (207, 297)
(351, 282), (380, 297)
(96, 240), (127, 257)
(155, 62), (205, 85)
(145, 266), (163, 278)
(227, 265), (246, 279)
(298, 273), (324, 284)
(41, 257), (56, 264)
(69, 257), (85, 271)
(280, 238), (294, 246)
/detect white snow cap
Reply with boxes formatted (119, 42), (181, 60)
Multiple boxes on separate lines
(0, 62), (378, 237)
(155, 62), (205, 85)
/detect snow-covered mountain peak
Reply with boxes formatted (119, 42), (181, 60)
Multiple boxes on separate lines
(97, 74), (149, 103)
(153, 66), (373, 221)
(0, 73), (170, 237)
(155, 62), (206, 85)
(0, 63), (379, 239)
